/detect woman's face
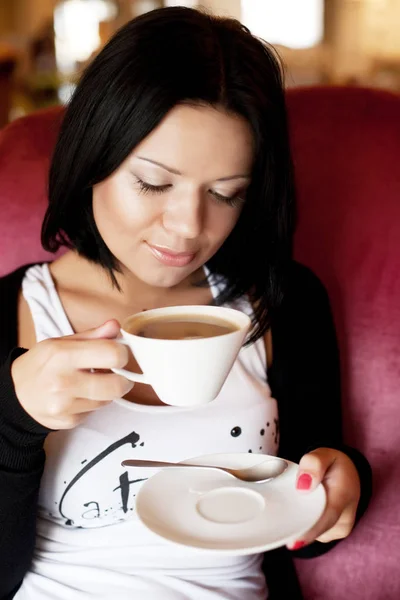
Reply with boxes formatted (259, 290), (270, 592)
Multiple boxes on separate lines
(92, 104), (254, 289)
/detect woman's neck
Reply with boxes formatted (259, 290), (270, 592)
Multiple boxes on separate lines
(49, 250), (212, 314)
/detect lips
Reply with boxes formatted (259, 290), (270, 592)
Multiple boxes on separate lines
(146, 243), (197, 267)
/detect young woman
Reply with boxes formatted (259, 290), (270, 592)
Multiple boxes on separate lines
(0, 7), (371, 600)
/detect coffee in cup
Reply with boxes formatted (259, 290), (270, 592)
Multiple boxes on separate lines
(130, 313), (239, 340)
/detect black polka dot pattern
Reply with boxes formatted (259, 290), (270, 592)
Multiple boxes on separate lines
(230, 426), (242, 437)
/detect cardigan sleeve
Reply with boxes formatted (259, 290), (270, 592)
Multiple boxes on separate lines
(268, 263), (372, 560)
(0, 348), (51, 599)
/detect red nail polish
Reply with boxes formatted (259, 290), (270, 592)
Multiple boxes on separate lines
(296, 473), (312, 490)
(290, 541), (306, 551)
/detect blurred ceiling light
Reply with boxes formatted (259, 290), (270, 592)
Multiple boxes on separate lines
(54, 0), (117, 74)
(241, 0), (324, 49)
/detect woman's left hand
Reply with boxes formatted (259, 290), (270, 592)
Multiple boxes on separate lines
(287, 447), (361, 550)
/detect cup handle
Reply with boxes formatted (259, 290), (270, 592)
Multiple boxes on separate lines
(111, 338), (150, 385)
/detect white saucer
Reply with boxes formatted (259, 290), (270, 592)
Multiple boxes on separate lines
(135, 452), (326, 555)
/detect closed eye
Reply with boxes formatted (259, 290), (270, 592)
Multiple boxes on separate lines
(135, 176), (245, 207)
(135, 177), (172, 194)
(210, 190), (245, 208)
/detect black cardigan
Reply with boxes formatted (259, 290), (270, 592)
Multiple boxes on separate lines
(0, 262), (372, 600)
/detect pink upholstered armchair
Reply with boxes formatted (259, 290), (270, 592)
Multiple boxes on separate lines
(0, 87), (399, 600)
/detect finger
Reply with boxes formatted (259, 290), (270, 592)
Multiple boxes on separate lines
(70, 320), (121, 341)
(299, 496), (357, 546)
(316, 494), (358, 538)
(51, 338), (130, 370)
(316, 511), (356, 543)
(70, 371), (134, 401)
(72, 398), (114, 414)
(302, 501), (345, 548)
(286, 499), (344, 551)
(295, 448), (337, 492)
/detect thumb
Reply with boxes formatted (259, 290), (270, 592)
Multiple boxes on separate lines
(71, 319), (121, 341)
(296, 448), (336, 492)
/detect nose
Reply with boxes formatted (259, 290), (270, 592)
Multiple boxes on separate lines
(162, 190), (203, 239)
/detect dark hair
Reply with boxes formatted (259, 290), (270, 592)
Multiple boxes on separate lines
(42, 6), (296, 344)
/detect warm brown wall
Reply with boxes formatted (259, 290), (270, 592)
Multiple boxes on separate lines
(0, 0), (56, 39)
(10, 0), (56, 37)
(0, 2), (16, 36)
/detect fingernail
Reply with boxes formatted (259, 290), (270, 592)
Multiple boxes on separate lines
(296, 473), (312, 490)
(289, 540), (306, 551)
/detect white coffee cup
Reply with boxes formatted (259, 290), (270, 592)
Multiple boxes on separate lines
(112, 305), (251, 407)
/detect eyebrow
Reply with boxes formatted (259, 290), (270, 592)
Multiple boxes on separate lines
(135, 156), (250, 181)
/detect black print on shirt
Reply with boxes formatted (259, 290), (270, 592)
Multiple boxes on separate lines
(230, 420), (280, 454)
(230, 426), (242, 437)
(274, 418), (280, 446)
(82, 501), (100, 520)
(58, 431), (144, 525)
(113, 472), (147, 513)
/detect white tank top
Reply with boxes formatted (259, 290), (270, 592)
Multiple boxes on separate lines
(15, 264), (279, 600)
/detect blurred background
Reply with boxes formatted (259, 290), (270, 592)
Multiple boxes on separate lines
(1, 0), (399, 127)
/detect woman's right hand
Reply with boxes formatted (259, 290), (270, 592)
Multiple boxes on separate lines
(11, 320), (133, 430)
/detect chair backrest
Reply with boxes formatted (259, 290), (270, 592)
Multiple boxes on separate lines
(286, 87), (400, 600)
(0, 105), (64, 275)
(0, 87), (399, 599)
